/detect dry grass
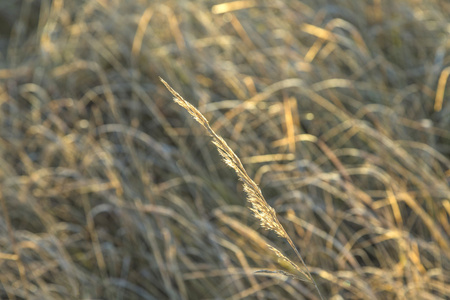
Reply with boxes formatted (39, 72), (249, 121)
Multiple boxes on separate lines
(160, 77), (322, 298)
(1, 0), (450, 299)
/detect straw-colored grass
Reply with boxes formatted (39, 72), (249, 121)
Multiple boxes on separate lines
(1, 0), (449, 299)
(160, 77), (323, 299)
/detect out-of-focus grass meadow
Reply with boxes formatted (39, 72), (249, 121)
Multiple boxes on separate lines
(1, 0), (449, 299)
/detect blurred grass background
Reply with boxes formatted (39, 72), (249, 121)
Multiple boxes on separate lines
(0, 0), (449, 299)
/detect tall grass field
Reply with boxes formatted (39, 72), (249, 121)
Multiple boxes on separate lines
(0, 0), (449, 299)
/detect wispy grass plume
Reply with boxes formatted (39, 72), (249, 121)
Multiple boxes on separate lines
(160, 77), (324, 300)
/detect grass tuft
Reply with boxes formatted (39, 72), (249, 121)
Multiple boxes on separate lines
(0, 0), (449, 299)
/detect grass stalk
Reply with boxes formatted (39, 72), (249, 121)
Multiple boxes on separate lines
(160, 77), (325, 300)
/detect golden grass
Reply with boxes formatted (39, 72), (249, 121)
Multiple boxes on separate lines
(1, 0), (450, 299)
(160, 77), (323, 298)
